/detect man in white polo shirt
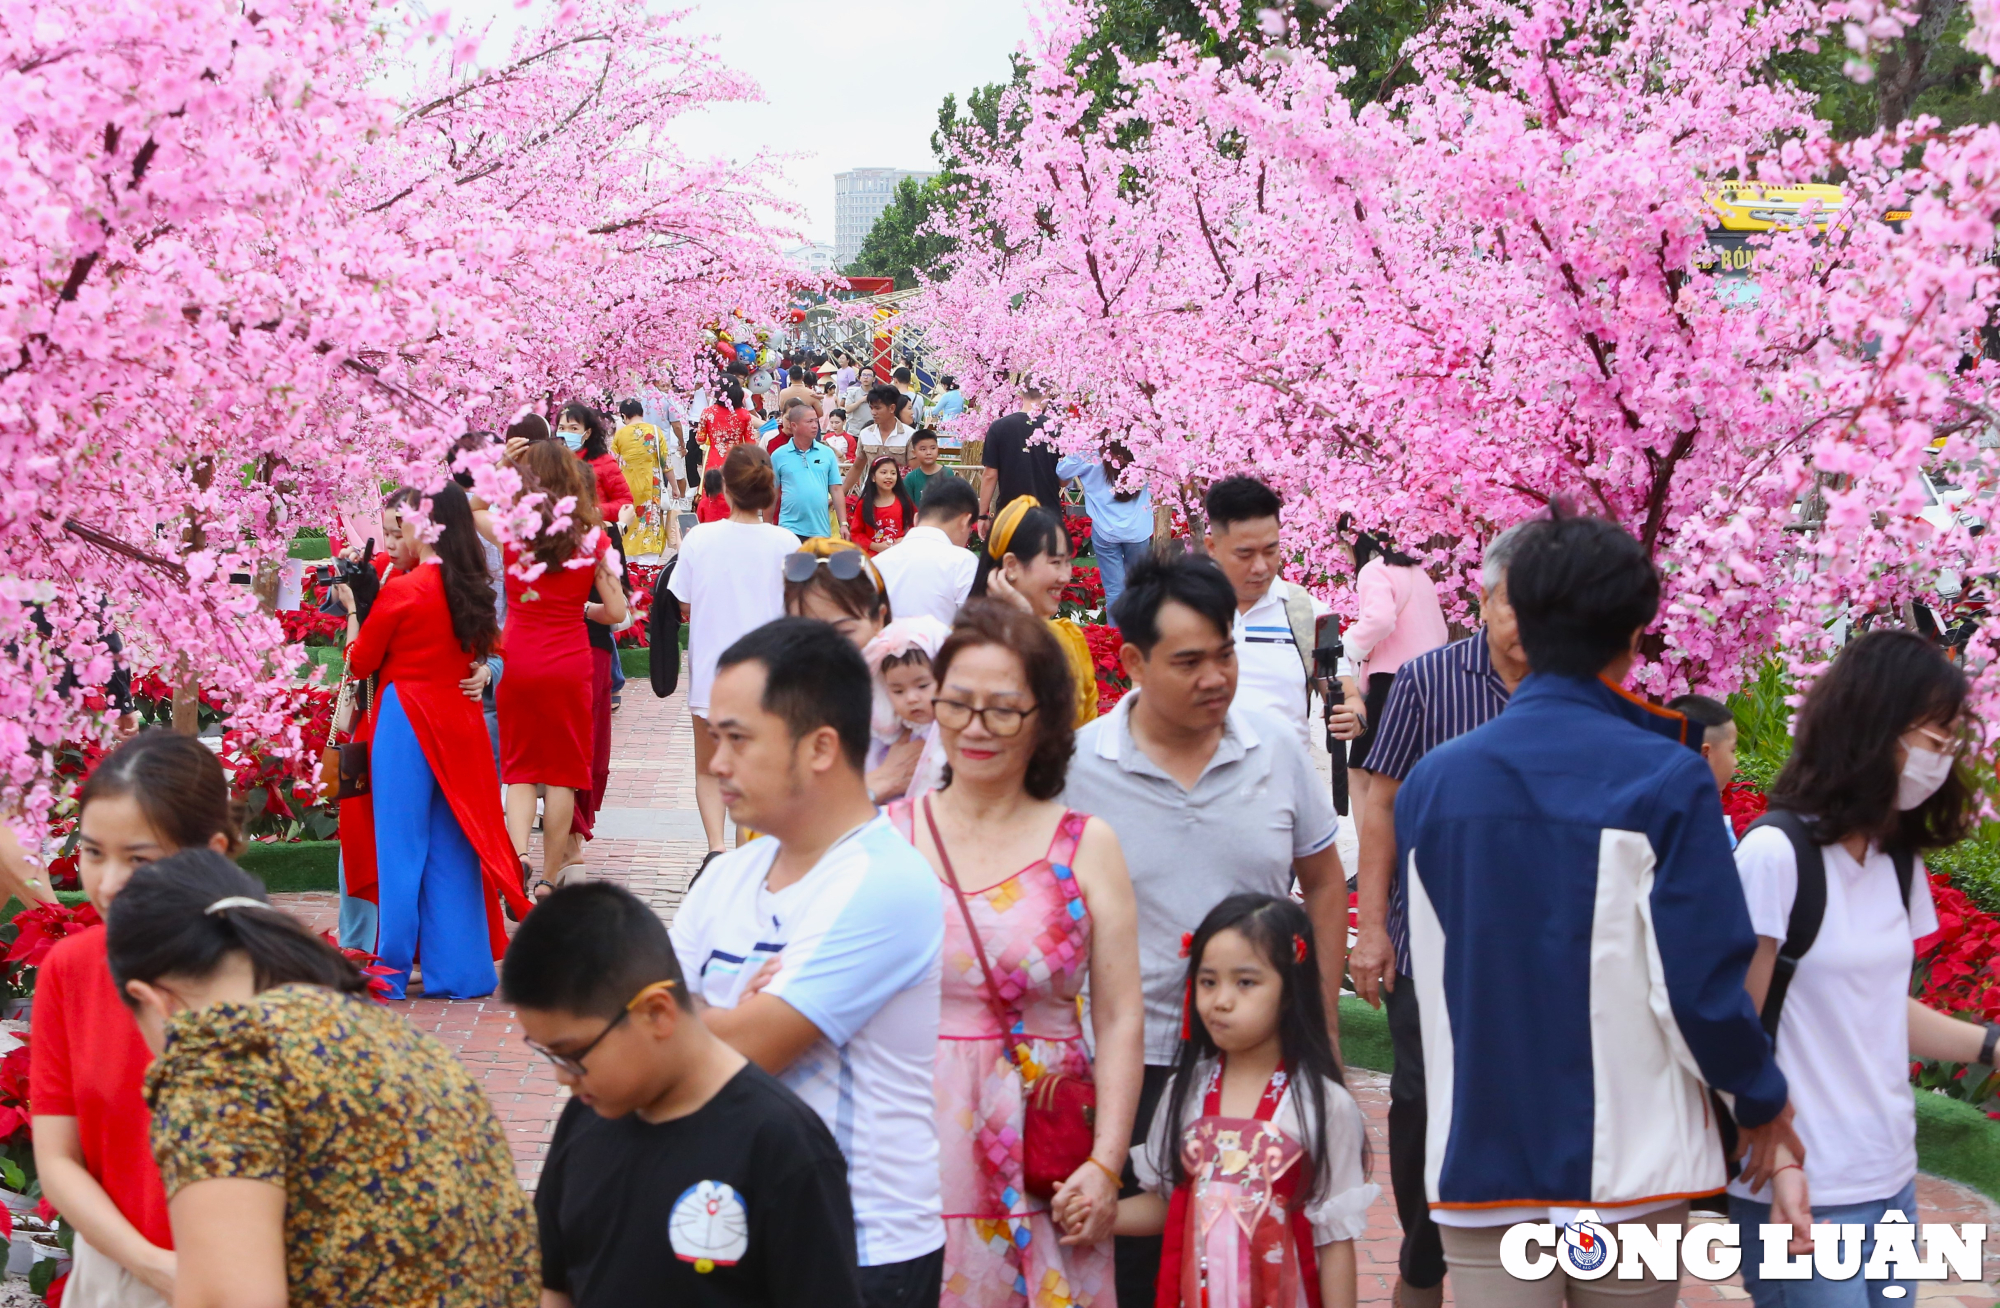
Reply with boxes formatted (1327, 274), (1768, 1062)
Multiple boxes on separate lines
(872, 477), (979, 626)
(669, 617), (945, 1307)
(1201, 475), (1336, 754)
(1059, 551), (1345, 1308)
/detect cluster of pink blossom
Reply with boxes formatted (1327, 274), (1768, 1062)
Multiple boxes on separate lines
(0, 0), (794, 819)
(915, 0), (2000, 715)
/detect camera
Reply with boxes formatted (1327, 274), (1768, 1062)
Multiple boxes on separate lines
(316, 537), (379, 620)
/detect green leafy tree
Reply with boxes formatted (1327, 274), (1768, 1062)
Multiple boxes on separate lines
(1775, 0), (2000, 136)
(843, 176), (956, 290)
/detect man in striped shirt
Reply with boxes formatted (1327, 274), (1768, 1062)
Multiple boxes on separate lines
(1346, 521), (1529, 1308)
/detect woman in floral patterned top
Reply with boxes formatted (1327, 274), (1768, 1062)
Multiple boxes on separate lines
(105, 850), (536, 1308)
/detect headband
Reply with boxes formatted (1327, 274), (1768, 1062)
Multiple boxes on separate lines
(204, 896), (272, 916)
(988, 495), (1039, 562)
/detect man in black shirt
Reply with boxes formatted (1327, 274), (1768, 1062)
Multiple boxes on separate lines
(505, 883), (861, 1308)
(978, 385), (1060, 525)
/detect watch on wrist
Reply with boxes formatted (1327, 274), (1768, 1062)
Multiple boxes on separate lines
(1981, 1022), (2000, 1067)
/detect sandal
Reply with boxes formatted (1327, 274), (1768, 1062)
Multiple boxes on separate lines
(505, 857), (535, 922)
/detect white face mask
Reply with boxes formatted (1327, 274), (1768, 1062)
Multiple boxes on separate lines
(1896, 744), (1955, 810)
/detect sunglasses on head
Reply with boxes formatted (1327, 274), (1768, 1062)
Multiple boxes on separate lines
(783, 549), (870, 584)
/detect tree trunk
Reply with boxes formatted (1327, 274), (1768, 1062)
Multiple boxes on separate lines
(1876, 0), (1962, 131)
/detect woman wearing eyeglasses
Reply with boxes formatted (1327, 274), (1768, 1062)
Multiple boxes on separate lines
(973, 496), (1100, 727)
(668, 444), (798, 875)
(1729, 629), (1991, 1306)
(883, 600), (1142, 1308)
(104, 851), (536, 1308)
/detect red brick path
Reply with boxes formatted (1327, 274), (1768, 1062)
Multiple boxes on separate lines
(276, 682), (2000, 1303)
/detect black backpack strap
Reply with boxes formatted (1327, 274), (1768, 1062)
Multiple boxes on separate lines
(1890, 846), (1917, 909)
(1743, 809), (1826, 1043)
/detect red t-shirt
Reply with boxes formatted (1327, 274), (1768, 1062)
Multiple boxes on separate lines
(849, 496), (910, 553)
(696, 495), (731, 523)
(29, 927), (173, 1248)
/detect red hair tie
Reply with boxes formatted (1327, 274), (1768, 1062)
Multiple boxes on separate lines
(1181, 975), (1195, 1040)
(1293, 934), (1308, 965)
(1178, 931), (1194, 959)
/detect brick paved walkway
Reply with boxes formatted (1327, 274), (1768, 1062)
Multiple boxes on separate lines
(275, 673), (2000, 1303)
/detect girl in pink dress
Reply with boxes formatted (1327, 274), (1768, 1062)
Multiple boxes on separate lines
(889, 600), (1144, 1308)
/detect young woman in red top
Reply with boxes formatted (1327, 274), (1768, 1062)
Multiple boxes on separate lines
(336, 482), (530, 999)
(481, 436), (627, 898)
(699, 379), (754, 472)
(849, 454), (915, 554)
(31, 731), (239, 1306)
(558, 401), (635, 530)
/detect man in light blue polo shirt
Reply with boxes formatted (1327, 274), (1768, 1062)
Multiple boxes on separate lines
(771, 398), (843, 539)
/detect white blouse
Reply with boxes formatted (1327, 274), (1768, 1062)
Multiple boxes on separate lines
(1134, 1060), (1378, 1246)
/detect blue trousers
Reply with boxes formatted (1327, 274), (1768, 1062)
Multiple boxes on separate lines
(1094, 537), (1153, 614)
(1732, 1179), (1919, 1306)
(370, 684), (497, 1000)
(334, 851), (377, 953)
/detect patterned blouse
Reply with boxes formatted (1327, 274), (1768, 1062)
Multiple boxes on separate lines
(145, 984), (536, 1306)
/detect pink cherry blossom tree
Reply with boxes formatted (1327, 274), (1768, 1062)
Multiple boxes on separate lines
(0, 0), (792, 822)
(916, 0), (2000, 711)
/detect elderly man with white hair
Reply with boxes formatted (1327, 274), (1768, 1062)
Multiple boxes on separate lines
(1342, 521), (1532, 1308)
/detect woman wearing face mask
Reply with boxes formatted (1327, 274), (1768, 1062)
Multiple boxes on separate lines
(1730, 629), (1987, 1306)
(30, 731), (240, 1308)
(970, 496), (1098, 727)
(105, 853), (535, 1308)
(557, 402), (635, 532)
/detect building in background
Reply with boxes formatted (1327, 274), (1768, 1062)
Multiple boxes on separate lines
(785, 242), (838, 274)
(834, 168), (935, 266)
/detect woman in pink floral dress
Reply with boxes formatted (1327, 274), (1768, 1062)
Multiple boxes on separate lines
(889, 600), (1144, 1308)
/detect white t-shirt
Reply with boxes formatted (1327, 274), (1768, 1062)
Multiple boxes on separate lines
(1232, 583), (1329, 753)
(670, 816), (945, 1266)
(666, 519), (799, 715)
(1728, 825), (1939, 1206)
(873, 526), (977, 627)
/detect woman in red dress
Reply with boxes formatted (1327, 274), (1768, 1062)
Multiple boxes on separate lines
(336, 483), (529, 998)
(485, 437), (628, 897)
(700, 379), (754, 472)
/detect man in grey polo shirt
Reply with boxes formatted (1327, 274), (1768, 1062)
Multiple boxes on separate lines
(1060, 552), (1344, 1308)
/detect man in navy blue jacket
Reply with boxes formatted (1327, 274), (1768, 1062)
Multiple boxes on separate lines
(1396, 514), (1805, 1303)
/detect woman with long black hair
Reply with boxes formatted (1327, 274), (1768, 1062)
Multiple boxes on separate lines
(558, 400), (635, 531)
(1730, 629), (1989, 1305)
(336, 483), (529, 1000)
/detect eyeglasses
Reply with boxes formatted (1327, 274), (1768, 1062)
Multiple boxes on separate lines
(1907, 723), (1960, 752)
(932, 697), (1039, 737)
(522, 979), (678, 1077)
(783, 549), (871, 585)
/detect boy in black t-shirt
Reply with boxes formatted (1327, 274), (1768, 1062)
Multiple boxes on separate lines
(504, 883), (861, 1308)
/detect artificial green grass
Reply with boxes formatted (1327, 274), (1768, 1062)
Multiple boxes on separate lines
(236, 840), (340, 892)
(287, 537), (332, 561)
(1338, 996), (1394, 1073)
(1915, 1093), (2000, 1200)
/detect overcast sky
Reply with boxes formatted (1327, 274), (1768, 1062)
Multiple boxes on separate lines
(444, 0), (1035, 247)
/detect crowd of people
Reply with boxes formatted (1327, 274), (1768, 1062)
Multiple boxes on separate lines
(22, 363), (1995, 1308)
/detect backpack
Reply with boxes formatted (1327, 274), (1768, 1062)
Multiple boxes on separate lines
(1742, 809), (1917, 1043)
(647, 556), (681, 698)
(1705, 809), (1917, 1188)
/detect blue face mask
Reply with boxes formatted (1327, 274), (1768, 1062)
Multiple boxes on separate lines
(559, 430), (584, 451)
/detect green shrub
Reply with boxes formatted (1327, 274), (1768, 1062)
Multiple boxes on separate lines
(1726, 658), (1795, 790)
